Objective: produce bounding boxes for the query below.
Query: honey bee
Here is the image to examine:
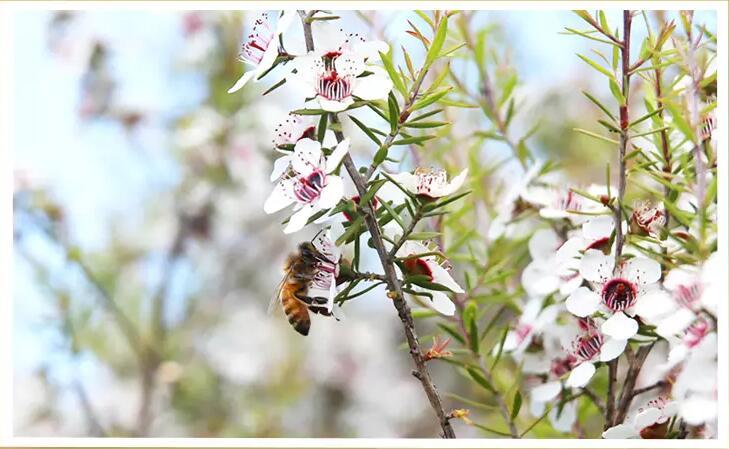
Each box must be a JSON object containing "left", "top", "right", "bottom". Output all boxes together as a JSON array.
[{"left": 271, "top": 230, "right": 339, "bottom": 336}]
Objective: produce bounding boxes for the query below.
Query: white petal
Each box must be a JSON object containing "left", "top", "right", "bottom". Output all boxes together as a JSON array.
[
  {"left": 317, "top": 176, "right": 344, "bottom": 209},
  {"left": 529, "top": 228, "right": 561, "bottom": 261},
  {"left": 555, "top": 237, "right": 584, "bottom": 265},
  {"left": 429, "top": 291, "right": 456, "bottom": 316},
  {"left": 601, "top": 312, "right": 638, "bottom": 340},
  {"left": 270, "top": 155, "right": 291, "bottom": 181},
  {"left": 549, "top": 400, "right": 576, "bottom": 433},
  {"left": 292, "top": 138, "right": 323, "bottom": 174},
  {"left": 634, "top": 407, "right": 661, "bottom": 429},
  {"left": 565, "top": 287, "right": 601, "bottom": 317},
  {"left": 656, "top": 308, "right": 696, "bottom": 338},
  {"left": 530, "top": 381, "right": 561, "bottom": 402},
  {"left": 326, "top": 138, "right": 350, "bottom": 173},
  {"left": 326, "top": 273, "right": 337, "bottom": 312},
  {"left": 602, "top": 423, "right": 638, "bottom": 439},
  {"left": 227, "top": 70, "right": 256, "bottom": 93},
  {"left": 566, "top": 362, "right": 595, "bottom": 388},
  {"left": 502, "top": 331, "right": 519, "bottom": 352},
  {"left": 388, "top": 172, "right": 419, "bottom": 194},
  {"left": 625, "top": 257, "right": 662, "bottom": 286},
  {"left": 284, "top": 205, "right": 314, "bottom": 234},
  {"left": 438, "top": 168, "right": 468, "bottom": 197},
  {"left": 633, "top": 288, "right": 675, "bottom": 321},
  {"left": 680, "top": 396, "right": 717, "bottom": 425},
  {"left": 319, "top": 97, "right": 351, "bottom": 112},
  {"left": 521, "top": 261, "right": 560, "bottom": 297},
  {"left": 353, "top": 40, "right": 389, "bottom": 59},
  {"left": 599, "top": 338, "right": 627, "bottom": 361},
  {"left": 263, "top": 181, "right": 294, "bottom": 214},
  {"left": 275, "top": 10, "right": 296, "bottom": 34},
  {"left": 255, "top": 43, "right": 279, "bottom": 77},
  {"left": 535, "top": 304, "right": 559, "bottom": 329},
  {"left": 580, "top": 249, "right": 614, "bottom": 282},
  {"left": 428, "top": 261, "right": 464, "bottom": 293},
  {"left": 352, "top": 67, "right": 393, "bottom": 101},
  {"left": 582, "top": 215, "right": 614, "bottom": 240}
]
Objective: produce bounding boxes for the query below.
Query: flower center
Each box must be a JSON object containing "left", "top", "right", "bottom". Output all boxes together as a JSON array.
[
  {"left": 316, "top": 70, "right": 352, "bottom": 102},
  {"left": 514, "top": 322, "right": 534, "bottom": 343},
  {"left": 293, "top": 169, "right": 327, "bottom": 203},
  {"left": 585, "top": 236, "right": 610, "bottom": 253},
  {"left": 684, "top": 318, "right": 709, "bottom": 348},
  {"left": 601, "top": 278, "right": 638, "bottom": 312},
  {"left": 240, "top": 16, "right": 273, "bottom": 65},
  {"left": 575, "top": 333, "right": 604, "bottom": 361},
  {"left": 557, "top": 190, "right": 582, "bottom": 212},
  {"left": 414, "top": 167, "right": 447, "bottom": 197},
  {"left": 403, "top": 258, "right": 433, "bottom": 281},
  {"left": 550, "top": 354, "right": 577, "bottom": 377},
  {"left": 674, "top": 283, "right": 702, "bottom": 310}
]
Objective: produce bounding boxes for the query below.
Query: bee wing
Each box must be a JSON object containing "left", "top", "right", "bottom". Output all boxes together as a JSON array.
[{"left": 268, "top": 272, "right": 289, "bottom": 316}]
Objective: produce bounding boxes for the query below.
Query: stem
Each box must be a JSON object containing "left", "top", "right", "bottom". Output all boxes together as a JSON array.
[
  {"left": 300, "top": 12, "right": 456, "bottom": 438},
  {"left": 614, "top": 343, "right": 655, "bottom": 424},
  {"left": 605, "top": 358, "right": 618, "bottom": 428},
  {"left": 477, "top": 359, "right": 519, "bottom": 438}
]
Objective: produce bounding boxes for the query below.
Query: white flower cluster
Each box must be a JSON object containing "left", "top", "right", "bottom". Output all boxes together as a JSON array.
[
  {"left": 228, "top": 11, "right": 468, "bottom": 319},
  {"left": 501, "top": 178, "right": 718, "bottom": 437}
]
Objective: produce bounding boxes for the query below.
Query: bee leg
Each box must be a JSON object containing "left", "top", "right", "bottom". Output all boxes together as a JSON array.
[
  {"left": 308, "top": 305, "right": 332, "bottom": 316},
  {"left": 294, "top": 293, "right": 328, "bottom": 306}
]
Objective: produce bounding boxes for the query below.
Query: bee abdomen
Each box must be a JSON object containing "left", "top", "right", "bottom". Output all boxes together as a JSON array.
[{"left": 281, "top": 289, "right": 310, "bottom": 336}]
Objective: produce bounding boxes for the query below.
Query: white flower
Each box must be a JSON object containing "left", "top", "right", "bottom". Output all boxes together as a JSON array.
[
  {"left": 565, "top": 250, "right": 662, "bottom": 342},
  {"left": 289, "top": 49, "right": 393, "bottom": 112},
  {"left": 672, "top": 332, "right": 718, "bottom": 426},
  {"left": 521, "top": 228, "right": 580, "bottom": 297},
  {"left": 307, "top": 226, "right": 343, "bottom": 312},
  {"left": 630, "top": 200, "right": 666, "bottom": 237},
  {"left": 228, "top": 11, "right": 295, "bottom": 93},
  {"left": 273, "top": 113, "right": 318, "bottom": 148},
  {"left": 264, "top": 138, "right": 349, "bottom": 234},
  {"left": 503, "top": 298, "right": 559, "bottom": 354},
  {"left": 564, "top": 318, "right": 627, "bottom": 388},
  {"left": 389, "top": 168, "right": 468, "bottom": 199},
  {"left": 602, "top": 397, "right": 678, "bottom": 439},
  {"left": 395, "top": 240, "right": 464, "bottom": 316},
  {"left": 522, "top": 184, "right": 609, "bottom": 222}
]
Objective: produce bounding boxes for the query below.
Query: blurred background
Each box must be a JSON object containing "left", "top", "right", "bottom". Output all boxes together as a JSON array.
[{"left": 11, "top": 9, "right": 716, "bottom": 438}]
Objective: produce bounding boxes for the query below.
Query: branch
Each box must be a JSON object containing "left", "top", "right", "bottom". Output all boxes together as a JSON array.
[
  {"left": 614, "top": 342, "right": 655, "bottom": 424},
  {"left": 299, "top": 12, "right": 456, "bottom": 438}
]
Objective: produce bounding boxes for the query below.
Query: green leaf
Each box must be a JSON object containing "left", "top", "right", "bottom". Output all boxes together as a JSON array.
[
  {"left": 358, "top": 179, "right": 387, "bottom": 208},
  {"left": 412, "top": 87, "right": 453, "bottom": 110},
  {"left": 403, "top": 121, "right": 450, "bottom": 129},
  {"left": 387, "top": 92, "right": 400, "bottom": 133},
  {"left": 348, "top": 114, "right": 382, "bottom": 145},
  {"left": 582, "top": 91, "right": 616, "bottom": 121},
  {"left": 599, "top": 11, "right": 610, "bottom": 34},
  {"left": 378, "top": 197, "right": 406, "bottom": 229},
  {"left": 392, "top": 135, "right": 436, "bottom": 146},
  {"left": 262, "top": 77, "right": 286, "bottom": 96},
  {"left": 317, "top": 113, "right": 328, "bottom": 142},
  {"left": 609, "top": 77, "right": 626, "bottom": 106},
  {"left": 490, "top": 326, "right": 509, "bottom": 370},
  {"left": 407, "top": 231, "right": 442, "bottom": 240},
  {"left": 380, "top": 51, "right": 407, "bottom": 97},
  {"left": 437, "top": 323, "right": 465, "bottom": 345},
  {"left": 290, "top": 108, "right": 326, "bottom": 115},
  {"left": 466, "top": 367, "right": 496, "bottom": 393},
  {"left": 424, "top": 16, "right": 448, "bottom": 67},
  {"left": 408, "top": 277, "right": 454, "bottom": 292},
  {"left": 511, "top": 390, "right": 522, "bottom": 420},
  {"left": 335, "top": 217, "right": 364, "bottom": 246},
  {"left": 464, "top": 301, "right": 479, "bottom": 354},
  {"left": 574, "top": 128, "right": 619, "bottom": 145},
  {"left": 666, "top": 102, "right": 696, "bottom": 142},
  {"left": 577, "top": 53, "right": 615, "bottom": 79}
]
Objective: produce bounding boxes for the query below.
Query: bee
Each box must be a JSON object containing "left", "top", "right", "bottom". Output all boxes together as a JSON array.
[{"left": 271, "top": 231, "right": 339, "bottom": 336}]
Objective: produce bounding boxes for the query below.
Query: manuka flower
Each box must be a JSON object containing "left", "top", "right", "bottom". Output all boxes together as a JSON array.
[
  {"left": 289, "top": 50, "right": 393, "bottom": 112},
  {"left": 522, "top": 184, "right": 610, "bottom": 221},
  {"left": 565, "top": 250, "right": 662, "bottom": 341},
  {"left": 602, "top": 397, "right": 678, "bottom": 439},
  {"left": 502, "top": 297, "right": 559, "bottom": 354},
  {"left": 565, "top": 318, "right": 628, "bottom": 388},
  {"left": 228, "top": 11, "right": 295, "bottom": 93},
  {"left": 389, "top": 167, "right": 468, "bottom": 199},
  {"left": 264, "top": 138, "right": 349, "bottom": 234},
  {"left": 394, "top": 239, "right": 464, "bottom": 316}
]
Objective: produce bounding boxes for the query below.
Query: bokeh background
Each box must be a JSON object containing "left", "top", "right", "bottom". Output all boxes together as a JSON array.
[{"left": 12, "top": 9, "right": 716, "bottom": 438}]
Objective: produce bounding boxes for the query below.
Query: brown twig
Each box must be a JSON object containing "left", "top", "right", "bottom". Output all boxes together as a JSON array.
[
  {"left": 299, "top": 12, "right": 456, "bottom": 438},
  {"left": 614, "top": 342, "right": 655, "bottom": 424}
]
